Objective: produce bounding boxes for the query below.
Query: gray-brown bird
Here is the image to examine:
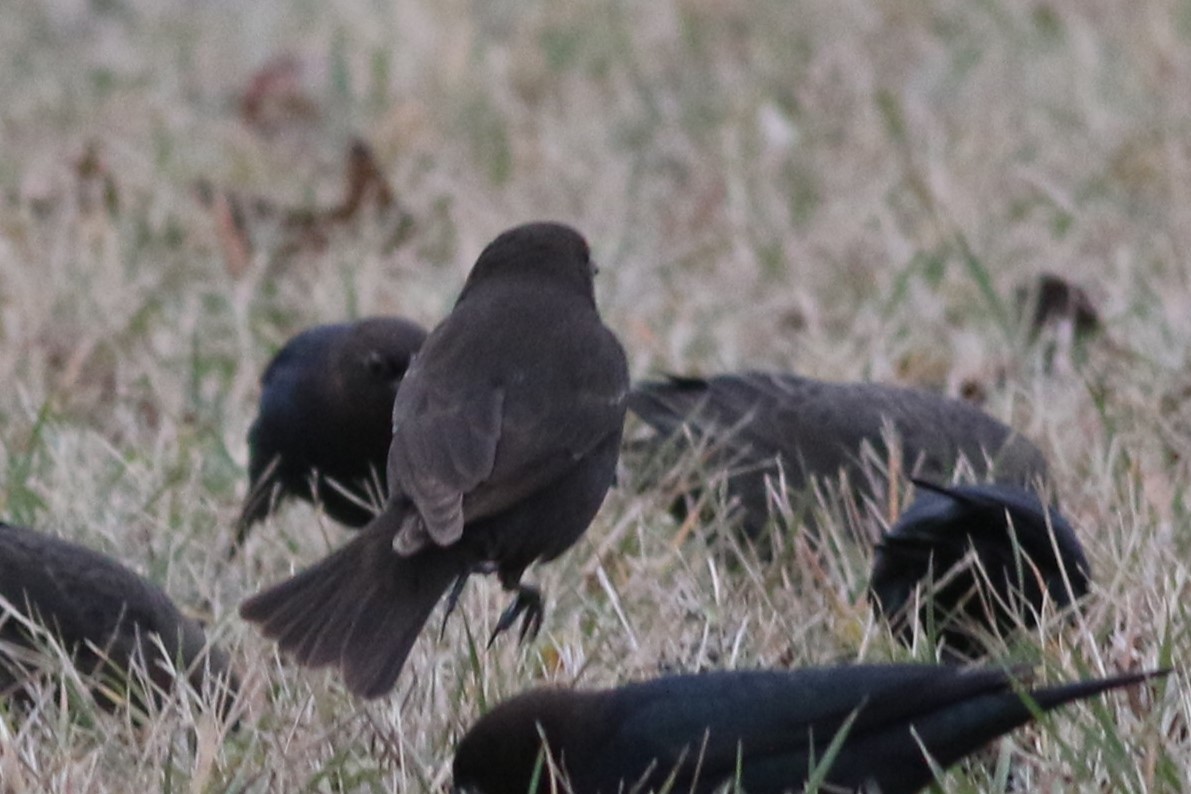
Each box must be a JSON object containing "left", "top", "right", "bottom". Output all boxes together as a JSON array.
[
  {"left": 627, "top": 372, "right": 1048, "bottom": 541},
  {"left": 869, "top": 480, "right": 1091, "bottom": 660},
  {"left": 236, "top": 317, "right": 427, "bottom": 548},
  {"left": 0, "top": 522, "right": 239, "bottom": 719},
  {"left": 453, "top": 664, "right": 1162, "bottom": 794},
  {"left": 240, "top": 222, "right": 630, "bottom": 698}
]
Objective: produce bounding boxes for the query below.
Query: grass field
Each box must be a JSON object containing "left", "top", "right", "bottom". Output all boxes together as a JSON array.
[{"left": 0, "top": 0, "right": 1188, "bottom": 790}]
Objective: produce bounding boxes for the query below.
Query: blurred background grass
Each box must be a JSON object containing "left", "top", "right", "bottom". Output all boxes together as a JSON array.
[{"left": 0, "top": 0, "right": 1188, "bottom": 790}]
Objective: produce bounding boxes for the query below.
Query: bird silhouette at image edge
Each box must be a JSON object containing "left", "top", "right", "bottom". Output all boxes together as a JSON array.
[{"left": 0, "top": 522, "right": 239, "bottom": 719}]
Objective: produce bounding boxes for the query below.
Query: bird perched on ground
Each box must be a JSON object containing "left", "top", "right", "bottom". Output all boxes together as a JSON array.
[
  {"left": 0, "top": 522, "right": 239, "bottom": 719},
  {"left": 1014, "top": 272, "right": 1100, "bottom": 342},
  {"left": 235, "top": 317, "right": 427, "bottom": 549},
  {"left": 241, "top": 222, "right": 630, "bottom": 698},
  {"left": 627, "top": 372, "right": 1049, "bottom": 541},
  {"left": 869, "top": 480, "right": 1091, "bottom": 660},
  {"left": 452, "top": 663, "right": 1161, "bottom": 794}
]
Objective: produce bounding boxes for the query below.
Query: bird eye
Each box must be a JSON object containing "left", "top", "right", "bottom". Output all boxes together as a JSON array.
[{"left": 364, "top": 351, "right": 395, "bottom": 380}]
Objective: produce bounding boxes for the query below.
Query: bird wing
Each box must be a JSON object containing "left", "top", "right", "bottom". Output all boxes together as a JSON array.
[
  {"left": 907, "top": 479, "right": 1089, "bottom": 579},
  {"left": 388, "top": 312, "right": 628, "bottom": 551},
  {"left": 593, "top": 666, "right": 1024, "bottom": 792},
  {"left": 386, "top": 382, "right": 506, "bottom": 548},
  {"left": 632, "top": 371, "right": 1048, "bottom": 489},
  {"left": 629, "top": 374, "right": 770, "bottom": 445},
  {"left": 463, "top": 379, "right": 627, "bottom": 519},
  {"left": 629, "top": 372, "right": 868, "bottom": 471},
  {"left": 627, "top": 374, "right": 779, "bottom": 483}
]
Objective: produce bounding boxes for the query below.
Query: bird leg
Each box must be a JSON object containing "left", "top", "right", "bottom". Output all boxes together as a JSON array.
[
  {"left": 439, "top": 562, "right": 500, "bottom": 638},
  {"left": 488, "top": 584, "right": 543, "bottom": 647},
  {"left": 439, "top": 573, "right": 471, "bottom": 639}
]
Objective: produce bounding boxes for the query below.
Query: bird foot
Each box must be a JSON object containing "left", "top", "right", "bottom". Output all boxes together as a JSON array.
[
  {"left": 439, "top": 573, "right": 471, "bottom": 640},
  {"left": 488, "top": 585, "right": 544, "bottom": 647},
  {"left": 439, "top": 563, "right": 499, "bottom": 639}
]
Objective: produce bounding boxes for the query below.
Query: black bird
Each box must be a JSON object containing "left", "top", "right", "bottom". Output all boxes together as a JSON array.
[
  {"left": 1014, "top": 272, "right": 1100, "bottom": 341},
  {"left": 627, "top": 372, "right": 1049, "bottom": 540},
  {"left": 0, "top": 522, "right": 239, "bottom": 718},
  {"left": 869, "top": 480, "right": 1091, "bottom": 659},
  {"left": 236, "top": 316, "right": 427, "bottom": 546},
  {"left": 240, "top": 222, "right": 630, "bottom": 698},
  {"left": 453, "top": 664, "right": 1161, "bottom": 794}
]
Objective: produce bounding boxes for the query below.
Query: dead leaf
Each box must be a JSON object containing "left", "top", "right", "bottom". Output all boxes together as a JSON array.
[
  {"left": 239, "top": 55, "right": 320, "bottom": 135},
  {"left": 75, "top": 140, "right": 119, "bottom": 216},
  {"left": 194, "top": 138, "right": 414, "bottom": 277},
  {"left": 193, "top": 180, "right": 254, "bottom": 278}
]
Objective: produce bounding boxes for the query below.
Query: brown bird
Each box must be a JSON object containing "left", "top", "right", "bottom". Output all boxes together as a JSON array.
[
  {"left": 235, "top": 317, "right": 427, "bottom": 548},
  {"left": 0, "top": 522, "right": 239, "bottom": 719},
  {"left": 453, "top": 664, "right": 1163, "bottom": 794},
  {"left": 240, "top": 222, "right": 630, "bottom": 698},
  {"left": 627, "top": 372, "right": 1048, "bottom": 541}
]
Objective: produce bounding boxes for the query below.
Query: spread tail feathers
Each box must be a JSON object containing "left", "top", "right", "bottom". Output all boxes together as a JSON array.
[{"left": 240, "top": 512, "right": 465, "bottom": 698}]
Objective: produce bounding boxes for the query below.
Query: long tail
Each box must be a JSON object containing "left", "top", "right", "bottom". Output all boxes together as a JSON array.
[
  {"left": 921, "top": 668, "right": 1168, "bottom": 773},
  {"left": 239, "top": 510, "right": 465, "bottom": 698},
  {"left": 626, "top": 377, "right": 710, "bottom": 437}
]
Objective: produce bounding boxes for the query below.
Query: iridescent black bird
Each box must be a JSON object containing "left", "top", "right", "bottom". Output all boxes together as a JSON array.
[
  {"left": 241, "top": 222, "right": 630, "bottom": 698},
  {"left": 235, "top": 317, "right": 427, "bottom": 548},
  {"left": 627, "top": 372, "right": 1049, "bottom": 540},
  {"left": 0, "top": 522, "right": 239, "bottom": 718},
  {"left": 453, "top": 664, "right": 1161, "bottom": 794},
  {"left": 869, "top": 480, "right": 1091, "bottom": 659}
]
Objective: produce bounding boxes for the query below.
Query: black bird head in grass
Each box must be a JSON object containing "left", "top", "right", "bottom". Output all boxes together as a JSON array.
[{"left": 869, "top": 479, "right": 1091, "bottom": 660}]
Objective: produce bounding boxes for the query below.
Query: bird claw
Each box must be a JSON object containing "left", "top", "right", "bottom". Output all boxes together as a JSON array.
[
  {"left": 439, "top": 573, "right": 471, "bottom": 640},
  {"left": 488, "top": 586, "right": 544, "bottom": 648}
]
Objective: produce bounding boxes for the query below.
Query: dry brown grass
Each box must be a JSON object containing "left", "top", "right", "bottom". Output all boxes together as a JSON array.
[{"left": 0, "top": 0, "right": 1187, "bottom": 790}]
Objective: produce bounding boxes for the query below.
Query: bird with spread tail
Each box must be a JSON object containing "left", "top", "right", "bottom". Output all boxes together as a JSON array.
[
  {"left": 453, "top": 664, "right": 1163, "bottom": 794},
  {"left": 241, "top": 222, "right": 630, "bottom": 698}
]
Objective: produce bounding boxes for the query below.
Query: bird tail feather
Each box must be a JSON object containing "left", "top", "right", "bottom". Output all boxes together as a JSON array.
[
  {"left": 922, "top": 668, "right": 1168, "bottom": 773},
  {"left": 240, "top": 509, "right": 464, "bottom": 698},
  {"left": 1030, "top": 668, "right": 1166, "bottom": 712}
]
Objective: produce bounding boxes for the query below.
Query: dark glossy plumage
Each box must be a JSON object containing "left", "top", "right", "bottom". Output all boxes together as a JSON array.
[
  {"left": 236, "top": 317, "right": 427, "bottom": 545},
  {"left": 627, "top": 372, "right": 1049, "bottom": 539},
  {"left": 0, "top": 522, "right": 238, "bottom": 717},
  {"left": 240, "top": 222, "right": 630, "bottom": 698},
  {"left": 869, "top": 480, "right": 1091, "bottom": 659},
  {"left": 453, "top": 664, "right": 1160, "bottom": 794}
]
